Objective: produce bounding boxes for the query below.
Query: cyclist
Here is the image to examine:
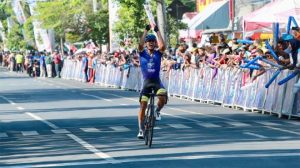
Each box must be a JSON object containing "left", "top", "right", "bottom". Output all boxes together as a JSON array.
[{"left": 137, "top": 24, "right": 167, "bottom": 139}]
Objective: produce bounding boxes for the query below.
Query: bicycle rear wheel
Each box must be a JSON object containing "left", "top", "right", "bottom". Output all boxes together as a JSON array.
[
  {"left": 144, "top": 106, "right": 151, "bottom": 145},
  {"left": 147, "top": 112, "right": 155, "bottom": 148}
]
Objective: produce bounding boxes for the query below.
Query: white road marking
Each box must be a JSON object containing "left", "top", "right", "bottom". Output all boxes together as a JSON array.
[
  {"left": 257, "top": 121, "right": 281, "bottom": 126},
  {"left": 0, "top": 133, "right": 8, "bottom": 138},
  {"left": 5, "top": 151, "right": 300, "bottom": 168},
  {"left": 81, "top": 93, "right": 112, "bottom": 102},
  {"left": 26, "top": 112, "right": 59, "bottom": 129},
  {"left": 17, "top": 107, "right": 24, "bottom": 110},
  {"left": 0, "top": 86, "right": 116, "bottom": 162},
  {"left": 197, "top": 122, "right": 221, "bottom": 128},
  {"left": 42, "top": 80, "right": 240, "bottom": 124},
  {"left": 154, "top": 126, "right": 162, "bottom": 130},
  {"left": 52, "top": 129, "right": 70, "bottom": 134},
  {"left": 0, "top": 96, "right": 16, "bottom": 105},
  {"left": 67, "top": 134, "right": 116, "bottom": 162},
  {"left": 162, "top": 112, "right": 200, "bottom": 122},
  {"left": 265, "top": 126, "right": 300, "bottom": 136},
  {"left": 21, "top": 131, "right": 39, "bottom": 136},
  {"left": 276, "top": 136, "right": 294, "bottom": 140},
  {"left": 29, "top": 79, "right": 300, "bottom": 145},
  {"left": 168, "top": 107, "right": 236, "bottom": 122},
  {"left": 101, "top": 92, "right": 138, "bottom": 102},
  {"left": 80, "top": 127, "right": 101, "bottom": 133},
  {"left": 110, "top": 126, "right": 130, "bottom": 132},
  {"left": 243, "top": 132, "right": 267, "bottom": 139},
  {"left": 168, "top": 124, "right": 191, "bottom": 129},
  {"left": 287, "top": 121, "right": 300, "bottom": 126},
  {"left": 227, "top": 122, "right": 251, "bottom": 127}
]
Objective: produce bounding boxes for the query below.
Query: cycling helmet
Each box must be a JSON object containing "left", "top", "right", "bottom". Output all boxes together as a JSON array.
[{"left": 145, "top": 34, "right": 157, "bottom": 42}]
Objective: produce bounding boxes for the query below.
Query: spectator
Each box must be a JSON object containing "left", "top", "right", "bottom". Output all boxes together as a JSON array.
[
  {"left": 39, "top": 52, "right": 47, "bottom": 77},
  {"left": 53, "top": 50, "right": 62, "bottom": 78},
  {"left": 81, "top": 53, "right": 88, "bottom": 82},
  {"left": 45, "top": 52, "right": 53, "bottom": 77},
  {"left": 15, "top": 52, "right": 24, "bottom": 73}
]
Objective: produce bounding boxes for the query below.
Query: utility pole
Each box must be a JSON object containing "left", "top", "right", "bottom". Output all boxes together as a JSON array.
[{"left": 156, "top": 0, "right": 168, "bottom": 47}]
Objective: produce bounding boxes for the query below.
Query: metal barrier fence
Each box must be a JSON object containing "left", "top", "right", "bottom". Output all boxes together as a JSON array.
[{"left": 61, "top": 60, "right": 300, "bottom": 119}]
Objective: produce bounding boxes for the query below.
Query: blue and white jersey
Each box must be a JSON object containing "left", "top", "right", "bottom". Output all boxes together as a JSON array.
[{"left": 139, "top": 49, "right": 162, "bottom": 80}]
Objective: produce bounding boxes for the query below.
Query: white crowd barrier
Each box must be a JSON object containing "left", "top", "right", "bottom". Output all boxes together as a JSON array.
[{"left": 61, "top": 60, "right": 300, "bottom": 119}]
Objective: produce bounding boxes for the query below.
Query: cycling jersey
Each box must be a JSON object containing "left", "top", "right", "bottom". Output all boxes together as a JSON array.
[{"left": 139, "top": 49, "right": 162, "bottom": 80}]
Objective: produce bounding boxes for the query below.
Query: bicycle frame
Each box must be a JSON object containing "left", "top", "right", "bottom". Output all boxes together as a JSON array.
[{"left": 144, "top": 88, "right": 156, "bottom": 148}]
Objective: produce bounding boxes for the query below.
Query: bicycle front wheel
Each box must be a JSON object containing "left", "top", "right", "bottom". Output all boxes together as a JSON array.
[{"left": 147, "top": 113, "right": 155, "bottom": 148}]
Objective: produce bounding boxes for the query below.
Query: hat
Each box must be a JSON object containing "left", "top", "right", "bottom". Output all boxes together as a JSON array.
[
  {"left": 232, "top": 44, "right": 239, "bottom": 51},
  {"left": 222, "top": 48, "right": 231, "bottom": 55}
]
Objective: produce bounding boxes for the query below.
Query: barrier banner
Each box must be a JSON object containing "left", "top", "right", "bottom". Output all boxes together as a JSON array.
[
  {"left": 233, "top": 70, "right": 245, "bottom": 108},
  {"left": 264, "top": 69, "right": 277, "bottom": 112},
  {"left": 252, "top": 73, "right": 268, "bottom": 110},
  {"left": 61, "top": 60, "right": 300, "bottom": 118},
  {"left": 187, "top": 68, "right": 195, "bottom": 98},
  {"left": 273, "top": 70, "right": 288, "bottom": 114},
  {"left": 181, "top": 68, "right": 191, "bottom": 97},
  {"left": 282, "top": 71, "right": 299, "bottom": 115},
  {"left": 223, "top": 68, "right": 238, "bottom": 106},
  {"left": 293, "top": 89, "right": 300, "bottom": 116},
  {"left": 201, "top": 67, "right": 212, "bottom": 101},
  {"left": 214, "top": 68, "right": 226, "bottom": 103},
  {"left": 193, "top": 67, "right": 204, "bottom": 100},
  {"left": 121, "top": 68, "right": 129, "bottom": 89},
  {"left": 170, "top": 70, "right": 182, "bottom": 96},
  {"left": 160, "top": 70, "right": 169, "bottom": 89},
  {"left": 208, "top": 72, "right": 218, "bottom": 101}
]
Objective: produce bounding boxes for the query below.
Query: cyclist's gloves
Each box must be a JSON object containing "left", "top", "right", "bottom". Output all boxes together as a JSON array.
[
  {"left": 154, "top": 25, "right": 159, "bottom": 32},
  {"left": 145, "top": 25, "right": 151, "bottom": 31}
]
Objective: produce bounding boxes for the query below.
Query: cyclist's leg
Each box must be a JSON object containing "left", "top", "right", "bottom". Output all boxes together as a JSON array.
[
  {"left": 157, "top": 88, "right": 167, "bottom": 110},
  {"left": 156, "top": 81, "right": 168, "bottom": 111},
  {"left": 138, "top": 95, "right": 148, "bottom": 131}
]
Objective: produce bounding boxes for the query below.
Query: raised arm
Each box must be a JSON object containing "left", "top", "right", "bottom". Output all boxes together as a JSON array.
[
  {"left": 154, "top": 25, "right": 166, "bottom": 53},
  {"left": 138, "top": 25, "right": 151, "bottom": 52}
]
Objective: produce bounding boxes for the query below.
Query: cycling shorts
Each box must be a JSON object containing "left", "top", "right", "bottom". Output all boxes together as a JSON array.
[{"left": 139, "top": 78, "right": 167, "bottom": 103}]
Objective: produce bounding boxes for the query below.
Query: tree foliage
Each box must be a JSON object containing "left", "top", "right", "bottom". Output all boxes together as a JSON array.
[
  {"left": 114, "top": 0, "right": 148, "bottom": 45},
  {"left": 6, "top": 24, "right": 26, "bottom": 50},
  {"left": 35, "top": 0, "right": 87, "bottom": 38},
  {"left": 114, "top": 0, "right": 189, "bottom": 47},
  {"left": 0, "top": 1, "right": 30, "bottom": 50},
  {"left": 35, "top": 0, "right": 109, "bottom": 45},
  {"left": 85, "top": 9, "right": 109, "bottom": 45}
]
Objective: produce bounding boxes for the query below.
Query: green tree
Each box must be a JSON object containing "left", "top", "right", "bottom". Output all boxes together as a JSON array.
[
  {"left": 35, "top": 0, "right": 88, "bottom": 52},
  {"left": 6, "top": 24, "right": 26, "bottom": 50},
  {"left": 23, "top": 17, "right": 36, "bottom": 48},
  {"left": 84, "top": 9, "right": 109, "bottom": 46},
  {"left": 114, "top": 0, "right": 148, "bottom": 45},
  {"left": 0, "top": 1, "right": 31, "bottom": 50},
  {"left": 35, "top": 0, "right": 109, "bottom": 50}
]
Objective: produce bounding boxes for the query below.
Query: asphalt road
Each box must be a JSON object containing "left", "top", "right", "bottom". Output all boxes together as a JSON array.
[{"left": 1, "top": 67, "right": 300, "bottom": 168}]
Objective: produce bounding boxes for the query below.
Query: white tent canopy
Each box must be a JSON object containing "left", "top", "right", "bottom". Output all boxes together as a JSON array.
[{"left": 244, "top": 0, "right": 300, "bottom": 24}]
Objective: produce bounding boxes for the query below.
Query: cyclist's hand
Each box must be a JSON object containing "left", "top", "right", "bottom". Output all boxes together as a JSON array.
[
  {"left": 145, "top": 25, "right": 151, "bottom": 31},
  {"left": 154, "top": 25, "right": 159, "bottom": 32}
]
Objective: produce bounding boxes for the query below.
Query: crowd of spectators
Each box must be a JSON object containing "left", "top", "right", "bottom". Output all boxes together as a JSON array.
[
  {"left": 1, "top": 29, "right": 299, "bottom": 86},
  {"left": 0, "top": 50, "right": 64, "bottom": 78}
]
